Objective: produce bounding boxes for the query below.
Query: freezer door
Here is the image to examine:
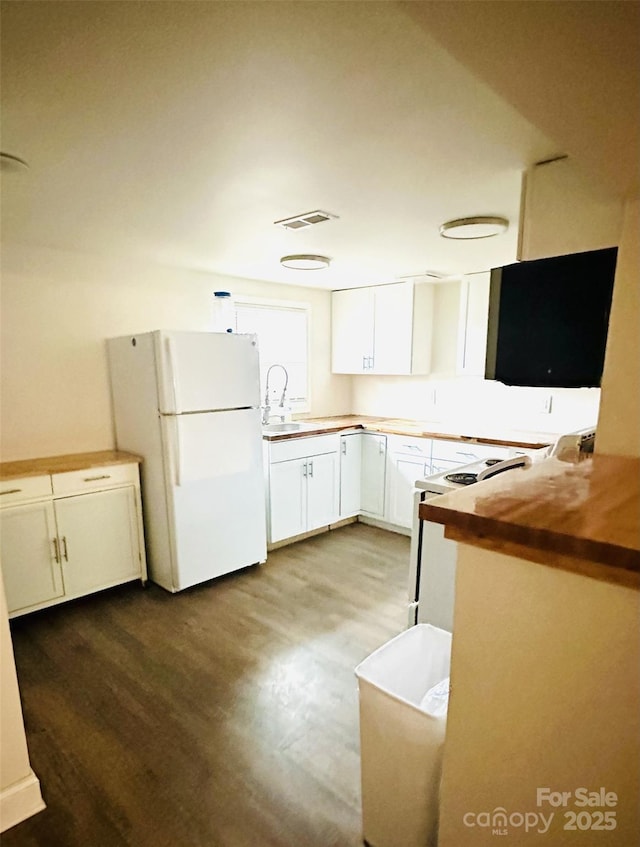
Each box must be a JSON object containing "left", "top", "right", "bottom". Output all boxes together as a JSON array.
[
  {"left": 160, "top": 408, "right": 267, "bottom": 590},
  {"left": 155, "top": 330, "right": 260, "bottom": 413}
]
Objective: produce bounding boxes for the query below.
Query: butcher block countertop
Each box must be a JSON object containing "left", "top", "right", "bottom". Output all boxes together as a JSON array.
[
  {"left": 420, "top": 453, "right": 640, "bottom": 589},
  {"left": 267, "top": 415, "right": 558, "bottom": 450},
  {"left": 0, "top": 450, "right": 142, "bottom": 480}
]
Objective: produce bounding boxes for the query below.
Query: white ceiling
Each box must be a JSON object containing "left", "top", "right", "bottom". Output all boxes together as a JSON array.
[{"left": 0, "top": 1, "right": 636, "bottom": 290}]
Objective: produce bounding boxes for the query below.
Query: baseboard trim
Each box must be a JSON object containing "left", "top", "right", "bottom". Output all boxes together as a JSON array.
[
  {"left": 357, "top": 515, "right": 411, "bottom": 537},
  {"left": 267, "top": 516, "right": 358, "bottom": 551},
  {"left": 266, "top": 515, "right": 410, "bottom": 551},
  {"left": 0, "top": 770, "right": 46, "bottom": 833}
]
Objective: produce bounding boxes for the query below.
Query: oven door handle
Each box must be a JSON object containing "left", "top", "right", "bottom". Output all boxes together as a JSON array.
[{"left": 476, "top": 455, "right": 531, "bottom": 482}]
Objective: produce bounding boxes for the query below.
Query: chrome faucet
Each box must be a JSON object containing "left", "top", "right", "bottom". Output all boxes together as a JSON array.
[{"left": 262, "top": 363, "right": 289, "bottom": 424}]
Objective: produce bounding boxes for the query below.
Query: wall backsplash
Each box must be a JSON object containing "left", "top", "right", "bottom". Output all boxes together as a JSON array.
[{"left": 352, "top": 374, "right": 600, "bottom": 434}]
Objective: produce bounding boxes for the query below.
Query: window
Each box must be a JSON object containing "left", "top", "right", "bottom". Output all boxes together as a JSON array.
[{"left": 234, "top": 297, "right": 310, "bottom": 412}]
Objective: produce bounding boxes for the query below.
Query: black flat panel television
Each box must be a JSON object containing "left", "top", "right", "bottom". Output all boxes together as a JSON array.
[{"left": 485, "top": 247, "right": 617, "bottom": 388}]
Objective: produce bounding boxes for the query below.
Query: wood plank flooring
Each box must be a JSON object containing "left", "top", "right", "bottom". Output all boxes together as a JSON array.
[{"left": 4, "top": 523, "right": 410, "bottom": 847}]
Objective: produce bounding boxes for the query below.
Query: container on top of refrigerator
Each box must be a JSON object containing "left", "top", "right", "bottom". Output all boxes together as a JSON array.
[{"left": 212, "top": 291, "right": 235, "bottom": 333}]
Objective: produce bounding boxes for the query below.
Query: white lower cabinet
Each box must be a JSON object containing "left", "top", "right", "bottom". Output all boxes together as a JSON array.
[
  {"left": 0, "top": 501, "right": 64, "bottom": 612},
  {"left": 339, "top": 433, "right": 362, "bottom": 518},
  {"left": 267, "top": 435, "right": 340, "bottom": 544},
  {"left": 386, "top": 435, "right": 431, "bottom": 529},
  {"left": 360, "top": 433, "right": 387, "bottom": 518},
  {"left": 0, "top": 458, "right": 147, "bottom": 617},
  {"left": 387, "top": 455, "right": 428, "bottom": 528},
  {"left": 267, "top": 429, "right": 537, "bottom": 544},
  {"left": 54, "top": 487, "right": 142, "bottom": 599},
  {"left": 267, "top": 458, "right": 307, "bottom": 543}
]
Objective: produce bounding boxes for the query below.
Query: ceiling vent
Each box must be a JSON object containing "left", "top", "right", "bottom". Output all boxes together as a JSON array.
[{"left": 274, "top": 210, "right": 338, "bottom": 230}]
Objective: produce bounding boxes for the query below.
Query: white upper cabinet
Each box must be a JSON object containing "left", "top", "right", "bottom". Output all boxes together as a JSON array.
[
  {"left": 331, "top": 287, "right": 375, "bottom": 373},
  {"left": 456, "top": 272, "right": 491, "bottom": 377},
  {"left": 331, "top": 281, "right": 434, "bottom": 375},
  {"left": 518, "top": 158, "right": 623, "bottom": 262}
]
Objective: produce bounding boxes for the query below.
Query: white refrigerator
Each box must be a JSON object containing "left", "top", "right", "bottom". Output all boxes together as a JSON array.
[{"left": 107, "top": 330, "right": 267, "bottom": 592}]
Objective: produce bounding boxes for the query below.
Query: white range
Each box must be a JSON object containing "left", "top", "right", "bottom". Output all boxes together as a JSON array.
[
  {"left": 408, "top": 427, "right": 596, "bottom": 631},
  {"left": 408, "top": 453, "right": 544, "bottom": 631}
]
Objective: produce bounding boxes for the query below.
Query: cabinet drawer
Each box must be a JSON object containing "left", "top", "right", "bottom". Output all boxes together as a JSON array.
[
  {"left": 269, "top": 434, "right": 339, "bottom": 464},
  {"left": 388, "top": 434, "right": 431, "bottom": 458},
  {"left": 52, "top": 463, "right": 139, "bottom": 496},
  {"left": 0, "top": 475, "right": 52, "bottom": 506},
  {"left": 431, "top": 439, "right": 509, "bottom": 464}
]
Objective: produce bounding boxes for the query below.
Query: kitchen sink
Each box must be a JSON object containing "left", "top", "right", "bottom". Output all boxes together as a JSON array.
[
  {"left": 262, "top": 421, "right": 320, "bottom": 436},
  {"left": 263, "top": 422, "right": 302, "bottom": 433}
]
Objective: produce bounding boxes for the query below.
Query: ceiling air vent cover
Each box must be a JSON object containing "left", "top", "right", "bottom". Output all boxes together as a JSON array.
[{"left": 274, "top": 210, "right": 338, "bottom": 230}]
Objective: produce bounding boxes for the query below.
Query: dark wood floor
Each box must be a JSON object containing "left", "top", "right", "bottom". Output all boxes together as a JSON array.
[{"left": 4, "top": 523, "right": 410, "bottom": 847}]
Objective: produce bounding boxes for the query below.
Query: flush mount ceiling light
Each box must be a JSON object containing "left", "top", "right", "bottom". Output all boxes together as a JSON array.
[
  {"left": 439, "top": 216, "right": 509, "bottom": 240},
  {"left": 280, "top": 254, "right": 331, "bottom": 270}
]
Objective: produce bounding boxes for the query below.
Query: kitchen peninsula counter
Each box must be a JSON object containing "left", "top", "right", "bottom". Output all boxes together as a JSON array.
[
  {"left": 266, "top": 415, "right": 559, "bottom": 450},
  {"left": 420, "top": 453, "right": 640, "bottom": 589}
]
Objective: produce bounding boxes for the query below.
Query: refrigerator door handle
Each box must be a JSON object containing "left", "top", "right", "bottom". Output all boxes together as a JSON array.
[
  {"left": 175, "top": 419, "right": 182, "bottom": 486},
  {"left": 166, "top": 335, "right": 181, "bottom": 414},
  {"left": 165, "top": 416, "right": 183, "bottom": 487}
]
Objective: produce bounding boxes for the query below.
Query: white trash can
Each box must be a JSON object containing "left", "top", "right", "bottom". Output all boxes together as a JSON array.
[{"left": 355, "top": 624, "right": 452, "bottom": 847}]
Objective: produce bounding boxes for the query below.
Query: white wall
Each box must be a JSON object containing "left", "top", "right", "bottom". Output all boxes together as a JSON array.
[
  {"left": 438, "top": 545, "right": 640, "bottom": 846},
  {"left": 437, "top": 197, "right": 640, "bottom": 845},
  {"left": 351, "top": 276, "right": 601, "bottom": 435},
  {"left": 352, "top": 375, "right": 600, "bottom": 437},
  {"left": 0, "top": 579, "right": 45, "bottom": 831},
  {"left": 0, "top": 243, "right": 352, "bottom": 461},
  {"left": 596, "top": 197, "right": 640, "bottom": 457}
]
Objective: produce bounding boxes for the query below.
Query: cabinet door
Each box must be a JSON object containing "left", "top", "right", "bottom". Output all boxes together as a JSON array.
[
  {"left": 457, "top": 273, "right": 491, "bottom": 376},
  {"left": 372, "top": 282, "right": 413, "bottom": 374},
  {"left": 388, "top": 456, "right": 428, "bottom": 529},
  {"left": 0, "top": 502, "right": 64, "bottom": 614},
  {"left": 306, "top": 452, "right": 338, "bottom": 532},
  {"left": 54, "top": 487, "right": 141, "bottom": 598},
  {"left": 361, "top": 434, "right": 386, "bottom": 517},
  {"left": 339, "top": 433, "right": 362, "bottom": 518},
  {"left": 269, "top": 458, "right": 306, "bottom": 543},
  {"left": 331, "top": 288, "right": 374, "bottom": 373},
  {"left": 518, "top": 158, "right": 622, "bottom": 262}
]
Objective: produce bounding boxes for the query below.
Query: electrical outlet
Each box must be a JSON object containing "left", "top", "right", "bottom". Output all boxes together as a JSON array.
[{"left": 540, "top": 394, "right": 553, "bottom": 414}]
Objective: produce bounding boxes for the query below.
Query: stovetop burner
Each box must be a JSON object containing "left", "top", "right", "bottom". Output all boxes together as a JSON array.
[{"left": 444, "top": 472, "right": 478, "bottom": 486}]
